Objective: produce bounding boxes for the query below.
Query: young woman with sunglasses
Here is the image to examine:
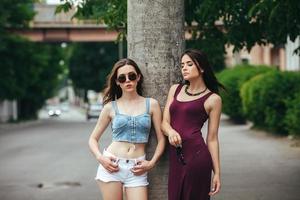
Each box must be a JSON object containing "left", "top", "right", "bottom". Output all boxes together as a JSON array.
[
  {"left": 162, "top": 49, "right": 224, "bottom": 200},
  {"left": 88, "top": 58, "right": 165, "bottom": 200}
]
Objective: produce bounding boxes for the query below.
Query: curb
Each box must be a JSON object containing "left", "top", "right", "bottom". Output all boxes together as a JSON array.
[{"left": 0, "top": 119, "right": 43, "bottom": 132}]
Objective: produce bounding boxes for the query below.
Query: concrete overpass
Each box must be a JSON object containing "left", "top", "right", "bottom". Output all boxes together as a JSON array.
[{"left": 10, "top": 3, "right": 118, "bottom": 42}]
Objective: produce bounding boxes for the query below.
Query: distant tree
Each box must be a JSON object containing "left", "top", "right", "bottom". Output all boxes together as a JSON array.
[
  {"left": 0, "top": 0, "right": 36, "bottom": 100},
  {"left": 0, "top": 0, "right": 35, "bottom": 34},
  {"left": 17, "top": 43, "right": 65, "bottom": 120},
  {"left": 186, "top": 0, "right": 300, "bottom": 54},
  {"left": 68, "top": 42, "right": 120, "bottom": 100},
  {"left": 0, "top": 37, "right": 65, "bottom": 119},
  {"left": 1, "top": 0, "right": 65, "bottom": 120}
]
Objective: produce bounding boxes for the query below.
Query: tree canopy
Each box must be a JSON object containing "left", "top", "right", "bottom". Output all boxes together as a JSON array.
[
  {"left": 56, "top": 0, "right": 127, "bottom": 39},
  {"left": 68, "top": 42, "right": 120, "bottom": 93},
  {"left": 0, "top": 0, "right": 35, "bottom": 33},
  {"left": 1, "top": 0, "right": 65, "bottom": 120},
  {"left": 186, "top": 0, "right": 300, "bottom": 54},
  {"left": 58, "top": 0, "right": 300, "bottom": 54}
]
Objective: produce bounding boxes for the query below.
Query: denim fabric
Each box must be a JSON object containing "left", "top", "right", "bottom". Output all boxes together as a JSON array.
[{"left": 111, "top": 98, "right": 151, "bottom": 143}]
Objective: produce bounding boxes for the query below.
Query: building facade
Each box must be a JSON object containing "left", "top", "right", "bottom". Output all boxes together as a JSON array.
[{"left": 225, "top": 37, "right": 300, "bottom": 71}]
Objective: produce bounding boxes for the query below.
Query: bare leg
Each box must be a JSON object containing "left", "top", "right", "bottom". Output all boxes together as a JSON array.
[
  {"left": 97, "top": 181, "right": 123, "bottom": 200},
  {"left": 125, "top": 186, "right": 147, "bottom": 200}
]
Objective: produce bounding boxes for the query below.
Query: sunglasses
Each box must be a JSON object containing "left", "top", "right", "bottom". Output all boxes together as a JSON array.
[
  {"left": 176, "top": 146, "right": 186, "bottom": 165},
  {"left": 117, "top": 72, "right": 138, "bottom": 83}
]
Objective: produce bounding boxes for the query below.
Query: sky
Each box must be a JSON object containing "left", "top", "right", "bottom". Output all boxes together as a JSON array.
[
  {"left": 46, "top": 0, "right": 82, "bottom": 5},
  {"left": 46, "top": 0, "right": 62, "bottom": 4}
]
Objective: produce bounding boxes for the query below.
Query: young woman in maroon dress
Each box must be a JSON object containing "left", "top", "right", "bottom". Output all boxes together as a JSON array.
[{"left": 162, "top": 49, "right": 224, "bottom": 200}]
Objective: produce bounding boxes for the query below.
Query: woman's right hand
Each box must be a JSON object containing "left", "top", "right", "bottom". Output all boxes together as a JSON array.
[
  {"left": 168, "top": 130, "right": 182, "bottom": 147},
  {"left": 97, "top": 155, "right": 119, "bottom": 173}
]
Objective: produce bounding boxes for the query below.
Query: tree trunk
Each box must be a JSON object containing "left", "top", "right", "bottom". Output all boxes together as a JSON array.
[{"left": 128, "top": 1, "right": 184, "bottom": 199}]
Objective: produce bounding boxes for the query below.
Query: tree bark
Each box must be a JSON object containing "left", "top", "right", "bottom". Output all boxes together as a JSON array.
[{"left": 128, "top": 1, "right": 184, "bottom": 199}]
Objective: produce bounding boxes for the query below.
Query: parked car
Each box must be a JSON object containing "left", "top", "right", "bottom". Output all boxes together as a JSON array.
[
  {"left": 86, "top": 103, "right": 103, "bottom": 120},
  {"left": 47, "top": 105, "right": 62, "bottom": 117}
]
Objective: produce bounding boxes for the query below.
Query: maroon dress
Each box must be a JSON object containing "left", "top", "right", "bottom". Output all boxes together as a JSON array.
[{"left": 168, "top": 84, "right": 213, "bottom": 200}]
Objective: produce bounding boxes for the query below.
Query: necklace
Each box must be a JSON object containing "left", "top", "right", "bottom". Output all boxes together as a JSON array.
[{"left": 184, "top": 85, "right": 207, "bottom": 96}]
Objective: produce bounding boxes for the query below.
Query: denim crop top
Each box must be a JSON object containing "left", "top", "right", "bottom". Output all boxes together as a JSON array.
[{"left": 111, "top": 98, "right": 151, "bottom": 143}]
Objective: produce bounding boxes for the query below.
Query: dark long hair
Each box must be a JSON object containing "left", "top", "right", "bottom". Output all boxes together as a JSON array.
[
  {"left": 181, "top": 49, "right": 225, "bottom": 94},
  {"left": 103, "top": 58, "right": 144, "bottom": 105}
]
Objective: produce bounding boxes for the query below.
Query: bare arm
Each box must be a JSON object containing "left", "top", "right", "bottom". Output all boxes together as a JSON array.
[
  {"left": 148, "top": 98, "right": 166, "bottom": 167},
  {"left": 161, "top": 84, "right": 182, "bottom": 147},
  {"left": 88, "top": 103, "right": 118, "bottom": 172},
  {"left": 205, "top": 94, "right": 222, "bottom": 195}
]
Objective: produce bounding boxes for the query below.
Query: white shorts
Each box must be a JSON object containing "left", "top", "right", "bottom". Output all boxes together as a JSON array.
[{"left": 95, "top": 150, "right": 149, "bottom": 188}]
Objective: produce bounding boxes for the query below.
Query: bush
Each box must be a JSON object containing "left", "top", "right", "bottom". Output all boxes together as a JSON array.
[
  {"left": 284, "top": 91, "right": 300, "bottom": 136},
  {"left": 241, "top": 71, "right": 300, "bottom": 134},
  {"left": 217, "top": 65, "right": 273, "bottom": 123},
  {"left": 240, "top": 74, "right": 265, "bottom": 127}
]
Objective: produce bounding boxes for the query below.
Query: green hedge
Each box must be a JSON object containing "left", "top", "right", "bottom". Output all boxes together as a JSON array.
[
  {"left": 241, "top": 71, "right": 300, "bottom": 135},
  {"left": 284, "top": 91, "right": 300, "bottom": 136},
  {"left": 217, "top": 65, "right": 273, "bottom": 123},
  {"left": 240, "top": 74, "right": 266, "bottom": 127}
]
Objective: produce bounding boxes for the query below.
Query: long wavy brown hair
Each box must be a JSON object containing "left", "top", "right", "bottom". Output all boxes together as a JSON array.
[
  {"left": 102, "top": 58, "right": 144, "bottom": 105},
  {"left": 181, "top": 49, "right": 225, "bottom": 94}
]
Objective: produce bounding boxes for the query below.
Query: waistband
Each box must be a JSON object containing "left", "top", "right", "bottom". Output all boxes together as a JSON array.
[{"left": 103, "top": 149, "right": 146, "bottom": 164}]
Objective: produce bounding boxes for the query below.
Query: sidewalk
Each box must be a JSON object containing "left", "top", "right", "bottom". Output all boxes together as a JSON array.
[
  {"left": 214, "top": 115, "right": 300, "bottom": 200},
  {"left": 0, "top": 119, "right": 44, "bottom": 132},
  {"left": 0, "top": 105, "right": 86, "bottom": 132}
]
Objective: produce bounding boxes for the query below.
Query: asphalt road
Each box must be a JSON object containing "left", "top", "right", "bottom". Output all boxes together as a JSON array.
[
  {"left": 0, "top": 109, "right": 299, "bottom": 200},
  {"left": 0, "top": 107, "right": 108, "bottom": 200}
]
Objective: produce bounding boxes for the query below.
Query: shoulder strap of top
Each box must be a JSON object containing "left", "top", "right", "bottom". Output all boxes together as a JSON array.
[
  {"left": 201, "top": 92, "right": 214, "bottom": 103},
  {"left": 146, "top": 98, "right": 150, "bottom": 114},
  {"left": 111, "top": 101, "right": 119, "bottom": 114},
  {"left": 174, "top": 84, "right": 184, "bottom": 98}
]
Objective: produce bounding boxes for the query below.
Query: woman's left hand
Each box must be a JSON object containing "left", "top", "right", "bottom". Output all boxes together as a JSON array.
[
  {"left": 209, "top": 174, "right": 221, "bottom": 196},
  {"left": 131, "top": 160, "right": 154, "bottom": 176}
]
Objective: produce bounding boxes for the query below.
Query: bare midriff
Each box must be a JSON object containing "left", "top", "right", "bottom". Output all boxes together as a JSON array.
[{"left": 106, "top": 141, "right": 146, "bottom": 158}]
